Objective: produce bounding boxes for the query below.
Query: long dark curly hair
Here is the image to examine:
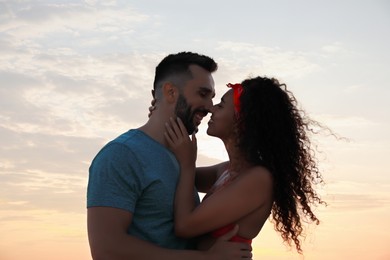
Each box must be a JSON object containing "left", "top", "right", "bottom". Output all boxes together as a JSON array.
[{"left": 237, "top": 76, "right": 326, "bottom": 253}]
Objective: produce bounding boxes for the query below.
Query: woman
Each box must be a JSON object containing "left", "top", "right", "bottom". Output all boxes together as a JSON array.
[{"left": 164, "top": 76, "right": 326, "bottom": 254}]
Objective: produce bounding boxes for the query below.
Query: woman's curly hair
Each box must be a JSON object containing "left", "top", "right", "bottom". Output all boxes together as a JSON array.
[{"left": 237, "top": 76, "right": 326, "bottom": 253}]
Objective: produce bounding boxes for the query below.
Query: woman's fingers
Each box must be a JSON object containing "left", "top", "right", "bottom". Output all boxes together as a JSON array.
[
  {"left": 165, "top": 117, "right": 193, "bottom": 151},
  {"left": 164, "top": 131, "right": 175, "bottom": 147},
  {"left": 176, "top": 117, "right": 188, "bottom": 137},
  {"left": 165, "top": 120, "right": 178, "bottom": 141},
  {"left": 169, "top": 117, "right": 184, "bottom": 137},
  {"left": 165, "top": 117, "right": 186, "bottom": 143}
]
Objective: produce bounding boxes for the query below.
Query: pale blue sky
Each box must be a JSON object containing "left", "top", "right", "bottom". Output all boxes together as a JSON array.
[{"left": 0, "top": 1, "right": 389, "bottom": 259}]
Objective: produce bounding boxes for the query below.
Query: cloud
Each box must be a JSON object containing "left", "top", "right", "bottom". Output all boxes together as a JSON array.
[
  {"left": 321, "top": 42, "right": 343, "bottom": 54},
  {"left": 0, "top": 160, "right": 89, "bottom": 214},
  {"left": 322, "top": 181, "right": 390, "bottom": 211},
  {"left": 0, "top": 1, "right": 148, "bottom": 41},
  {"left": 326, "top": 193, "right": 389, "bottom": 211},
  {"left": 1, "top": 49, "right": 160, "bottom": 137},
  {"left": 215, "top": 41, "right": 320, "bottom": 80},
  {"left": 313, "top": 114, "right": 380, "bottom": 128},
  {"left": 1, "top": 2, "right": 157, "bottom": 140},
  {"left": 0, "top": 125, "right": 106, "bottom": 171},
  {"left": 0, "top": 2, "right": 168, "bottom": 219}
]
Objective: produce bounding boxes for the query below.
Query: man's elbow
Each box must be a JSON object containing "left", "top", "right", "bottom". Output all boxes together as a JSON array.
[
  {"left": 89, "top": 241, "right": 118, "bottom": 260},
  {"left": 90, "top": 246, "right": 111, "bottom": 260}
]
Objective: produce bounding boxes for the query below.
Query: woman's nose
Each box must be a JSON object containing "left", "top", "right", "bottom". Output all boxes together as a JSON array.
[{"left": 209, "top": 105, "right": 216, "bottom": 113}]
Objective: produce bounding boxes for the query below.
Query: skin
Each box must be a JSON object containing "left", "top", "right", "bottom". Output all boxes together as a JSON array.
[
  {"left": 87, "top": 65, "right": 252, "bottom": 260},
  {"left": 165, "top": 89, "right": 274, "bottom": 250}
]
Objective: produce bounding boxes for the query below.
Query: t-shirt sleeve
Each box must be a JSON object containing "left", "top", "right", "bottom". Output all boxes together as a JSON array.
[{"left": 86, "top": 142, "right": 143, "bottom": 213}]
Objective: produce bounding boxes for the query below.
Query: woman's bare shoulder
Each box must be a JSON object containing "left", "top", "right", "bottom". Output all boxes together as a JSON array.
[{"left": 240, "top": 165, "right": 273, "bottom": 187}]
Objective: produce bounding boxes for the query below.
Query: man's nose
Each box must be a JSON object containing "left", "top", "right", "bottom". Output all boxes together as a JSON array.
[{"left": 205, "top": 98, "right": 213, "bottom": 111}]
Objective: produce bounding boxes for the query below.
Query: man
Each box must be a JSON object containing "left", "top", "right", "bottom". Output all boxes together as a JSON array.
[{"left": 87, "top": 52, "right": 252, "bottom": 259}]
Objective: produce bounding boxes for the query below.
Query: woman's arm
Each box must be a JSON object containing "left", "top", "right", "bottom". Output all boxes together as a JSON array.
[
  {"left": 195, "top": 162, "right": 228, "bottom": 193},
  {"left": 165, "top": 118, "right": 272, "bottom": 238}
]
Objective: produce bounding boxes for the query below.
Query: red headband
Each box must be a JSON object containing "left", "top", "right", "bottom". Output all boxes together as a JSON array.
[{"left": 227, "top": 83, "right": 243, "bottom": 113}]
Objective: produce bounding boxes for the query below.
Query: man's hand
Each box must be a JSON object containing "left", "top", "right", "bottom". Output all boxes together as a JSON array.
[{"left": 208, "top": 225, "right": 252, "bottom": 260}]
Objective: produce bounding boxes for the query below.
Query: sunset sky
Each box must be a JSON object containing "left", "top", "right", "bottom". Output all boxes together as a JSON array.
[{"left": 1, "top": 0, "right": 389, "bottom": 259}]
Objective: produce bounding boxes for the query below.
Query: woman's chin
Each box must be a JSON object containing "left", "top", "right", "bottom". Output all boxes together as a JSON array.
[{"left": 206, "top": 129, "right": 216, "bottom": 137}]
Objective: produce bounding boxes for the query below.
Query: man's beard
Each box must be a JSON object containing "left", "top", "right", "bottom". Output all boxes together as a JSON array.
[{"left": 174, "top": 94, "right": 200, "bottom": 135}]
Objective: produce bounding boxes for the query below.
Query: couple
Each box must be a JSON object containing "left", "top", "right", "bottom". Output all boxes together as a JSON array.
[{"left": 87, "top": 52, "right": 325, "bottom": 259}]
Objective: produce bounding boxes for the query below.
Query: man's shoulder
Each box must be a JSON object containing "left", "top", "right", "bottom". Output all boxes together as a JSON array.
[
  {"left": 112, "top": 129, "right": 138, "bottom": 144},
  {"left": 104, "top": 129, "right": 145, "bottom": 151},
  {"left": 91, "top": 130, "right": 138, "bottom": 161},
  {"left": 105, "top": 129, "right": 168, "bottom": 159}
]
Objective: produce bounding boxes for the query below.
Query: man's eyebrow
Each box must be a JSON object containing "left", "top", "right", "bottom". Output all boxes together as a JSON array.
[{"left": 199, "top": 87, "right": 215, "bottom": 98}]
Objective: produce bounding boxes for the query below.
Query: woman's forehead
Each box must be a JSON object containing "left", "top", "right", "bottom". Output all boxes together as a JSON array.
[{"left": 221, "top": 89, "right": 233, "bottom": 100}]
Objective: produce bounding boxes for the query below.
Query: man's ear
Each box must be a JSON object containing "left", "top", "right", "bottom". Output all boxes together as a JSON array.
[{"left": 162, "top": 82, "right": 178, "bottom": 103}]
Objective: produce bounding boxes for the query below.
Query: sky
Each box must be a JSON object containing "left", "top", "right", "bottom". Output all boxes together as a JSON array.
[{"left": 0, "top": 0, "right": 389, "bottom": 259}]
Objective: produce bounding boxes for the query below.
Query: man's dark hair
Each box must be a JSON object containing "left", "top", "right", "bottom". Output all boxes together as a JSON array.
[{"left": 153, "top": 52, "right": 218, "bottom": 98}]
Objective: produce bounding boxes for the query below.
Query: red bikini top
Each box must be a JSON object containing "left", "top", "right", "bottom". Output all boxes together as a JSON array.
[
  {"left": 211, "top": 223, "right": 252, "bottom": 244},
  {"left": 203, "top": 170, "right": 252, "bottom": 244}
]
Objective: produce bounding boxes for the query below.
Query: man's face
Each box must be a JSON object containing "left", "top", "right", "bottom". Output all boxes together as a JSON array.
[{"left": 175, "top": 65, "right": 215, "bottom": 135}]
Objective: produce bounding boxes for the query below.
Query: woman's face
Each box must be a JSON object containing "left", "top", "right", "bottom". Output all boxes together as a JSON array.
[{"left": 207, "top": 89, "right": 236, "bottom": 140}]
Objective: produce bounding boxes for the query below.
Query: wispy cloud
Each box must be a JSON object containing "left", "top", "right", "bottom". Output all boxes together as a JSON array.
[
  {"left": 1, "top": 1, "right": 148, "bottom": 41},
  {"left": 215, "top": 41, "right": 320, "bottom": 80},
  {"left": 321, "top": 42, "right": 343, "bottom": 54},
  {"left": 323, "top": 181, "right": 390, "bottom": 211}
]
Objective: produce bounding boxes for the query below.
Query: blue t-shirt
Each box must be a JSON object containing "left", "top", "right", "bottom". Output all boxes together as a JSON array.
[{"left": 87, "top": 129, "right": 199, "bottom": 249}]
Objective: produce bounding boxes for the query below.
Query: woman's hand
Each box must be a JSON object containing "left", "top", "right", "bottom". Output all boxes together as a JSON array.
[
  {"left": 148, "top": 98, "right": 156, "bottom": 117},
  {"left": 164, "top": 117, "right": 197, "bottom": 169}
]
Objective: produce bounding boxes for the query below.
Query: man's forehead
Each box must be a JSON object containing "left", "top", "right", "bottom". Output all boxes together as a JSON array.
[{"left": 186, "top": 64, "right": 216, "bottom": 96}]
